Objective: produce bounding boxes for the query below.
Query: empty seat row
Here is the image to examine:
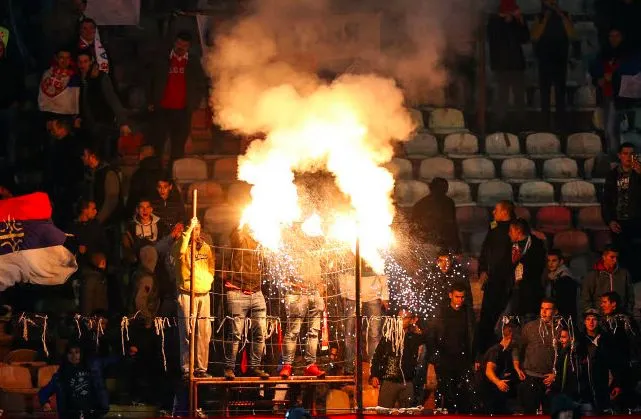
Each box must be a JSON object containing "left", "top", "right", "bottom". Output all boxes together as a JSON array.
[
  {"left": 411, "top": 108, "right": 466, "bottom": 134},
  {"left": 404, "top": 131, "right": 602, "bottom": 159},
  {"left": 172, "top": 157, "right": 239, "bottom": 183},
  {"left": 395, "top": 179, "right": 598, "bottom": 207},
  {"left": 393, "top": 156, "right": 589, "bottom": 182}
]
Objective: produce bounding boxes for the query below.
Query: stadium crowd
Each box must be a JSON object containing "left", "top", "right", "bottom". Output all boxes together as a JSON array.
[{"left": 0, "top": 0, "right": 640, "bottom": 417}]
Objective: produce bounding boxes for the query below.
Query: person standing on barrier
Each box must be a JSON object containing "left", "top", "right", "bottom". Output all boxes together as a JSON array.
[
  {"left": 280, "top": 248, "right": 326, "bottom": 379},
  {"left": 427, "top": 282, "right": 476, "bottom": 413},
  {"left": 223, "top": 225, "right": 269, "bottom": 380},
  {"left": 339, "top": 262, "right": 389, "bottom": 375},
  {"left": 174, "top": 216, "right": 214, "bottom": 379}
]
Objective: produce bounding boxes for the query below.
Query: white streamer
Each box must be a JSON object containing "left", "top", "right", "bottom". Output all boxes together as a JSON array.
[
  {"left": 154, "top": 317, "right": 171, "bottom": 371},
  {"left": 35, "top": 315, "right": 49, "bottom": 358},
  {"left": 17, "top": 313, "right": 35, "bottom": 342}
]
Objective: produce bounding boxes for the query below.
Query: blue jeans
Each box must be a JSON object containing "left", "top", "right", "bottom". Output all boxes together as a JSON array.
[
  {"left": 224, "top": 290, "right": 267, "bottom": 369},
  {"left": 343, "top": 299, "right": 383, "bottom": 369},
  {"left": 282, "top": 293, "right": 324, "bottom": 365}
]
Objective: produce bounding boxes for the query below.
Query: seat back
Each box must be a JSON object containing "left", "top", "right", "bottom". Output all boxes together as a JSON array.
[
  {"left": 37, "top": 365, "right": 59, "bottom": 388},
  {"left": 418, "top": 157, "right": 455, "bottom": 181},
  {"left": 526, "top": 132, "right": 561, "bottom": 156},
  {"left": 553, "top": 229, "right": 590, "bottom": 258},
  {"left": 536, "top": 206, "right": 572, "bottom": 235},
  {"left": 485, "top": 132, "right": 521, "bottom": 156},
  {"left": 560, "top": 181, "right": 597, "bottom": 206},
  {"left": 172, "top": 158, "right": 208, "bottom": 182},
  {"left": 501, "top": 157, "right": 537, "bottom": 181},
  {"left": 3, "top": 349, "right": 38, "bottom": 364},
  {"left": 477, "top": 181, "right": 513, "bottom": 207},
  {"left": 393, "top": 180, "right": 429, "bottom": 208},
  {"left": 0, "top": 365, "right": 33, "bottom": 391},
  {"left": 461, "top": 158, "right": 495, "bottom": 182},
  {"left": 518, "top": 181, "right": 555, "bottom": 205},
  {"left": 384, "top": 158, "right": 413, "bottom": 180},
  {"left": 404, "top": 132, "right": 438, "bottom": 158},
  {"left": 428, "top": 108, "right": 465, "bottom": 133},
  {"left": 443, "top": 132, "right": 479, "bottom": 156},
  {"left": 542, "top": 158, "right": 579, "bottom": 181}
]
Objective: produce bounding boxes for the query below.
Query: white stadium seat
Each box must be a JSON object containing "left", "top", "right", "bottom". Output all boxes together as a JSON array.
[
  {"left": 518, "top": 181, "right": 556, "bottom": 206},
  {"left": 477, "top": 180, "right": 513, "bottom": 207},
  {"left": 443, "top": 132, "right": 479, "bottom": 158},
  {"left": 485, "top": 132, "right": 521, "bottom": 157},
  {"left": 428, "top": 108, "right": 466, "bottom": 134},
  {"left": 394, "top": 180, "right": 429, "bottom": 207},
  {"left": 542, "top": 157, "right": 579, "bottom": 182},
  {"left": 418, "top": 157, "right": 455, "bottom": 182},
  {"left": 566, "top": 132, "right": 602, "bottom": 158},
  {"left": 501, "top": 157, "right": 537, "bottom": 182},
  {"left": 172, "top": 157, "right": 208, "bottom": 183},
  {"left": 384, "top": 158, "right": 413, "bottom": 180},
  {"left": 446, "top": 180, "right": 474, "bottom": 206},
  {"left": 560, "top": 180, "right": 598, "bottom": 206},
  {"left": 525, "top": 132, "right": 562, "bottom": 158},
  {"left": 461, "top": 158, "right": 496, "bottom": 183},
  {"left": 404, "top": 132, "right": 439, "bottom": 158}
]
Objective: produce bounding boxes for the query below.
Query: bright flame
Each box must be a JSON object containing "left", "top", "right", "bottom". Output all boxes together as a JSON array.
[
  {"left": 235, "top": 75, "right": 414, "bottom": 271},
  {"left": 301, "top": 213, "right": 323, "bottom": 237}
]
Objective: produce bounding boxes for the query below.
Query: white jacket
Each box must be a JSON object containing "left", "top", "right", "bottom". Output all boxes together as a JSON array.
[{"left": 338, "top": 273, "right": 389, "bottom": 302}]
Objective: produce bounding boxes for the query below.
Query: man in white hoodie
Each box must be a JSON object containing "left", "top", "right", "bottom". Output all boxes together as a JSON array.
[
  {"left": 38, "top": 46, "right": 80, "bottom": 119},
  {"left": 340, "top": 262, "right": 389, "bottom": 375},
  {"left": 122, "top": 197, "right": 163, "bottom": 267}
]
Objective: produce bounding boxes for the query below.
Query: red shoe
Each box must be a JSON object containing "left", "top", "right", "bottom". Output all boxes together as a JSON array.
[
  {"left": 280, "top": 364, "right": 292, "bottom": 379},
  {"left": 304, "top": 364, "right": 326, "bottom": 378}
]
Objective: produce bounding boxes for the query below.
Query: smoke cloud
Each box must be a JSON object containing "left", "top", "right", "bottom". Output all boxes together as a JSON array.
[{"left": 204, "top": 0, "right": 481, "bottom": 269}]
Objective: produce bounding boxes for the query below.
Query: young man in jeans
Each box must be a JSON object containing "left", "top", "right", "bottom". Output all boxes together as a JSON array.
[
  {"left": 339, "top": 262, "right": 389, "bottom": 375},
  {"left": 223, "top": 225, "right": 269, "bottom": 380},
  {"left": 280, "top": 251, "right": 326, "bottom": 379}
]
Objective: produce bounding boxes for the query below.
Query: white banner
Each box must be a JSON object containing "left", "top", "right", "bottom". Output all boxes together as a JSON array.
[{"left": 85, "top": 0, "right": 141, "bottom": 26}]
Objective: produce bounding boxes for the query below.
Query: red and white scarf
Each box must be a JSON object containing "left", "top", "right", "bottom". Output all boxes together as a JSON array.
[
  {"left": 40, "top": 67, "right": 75, "bottom": 98},
  {"left": 79, "top": 30, "right": 109, "bottom": 73}
]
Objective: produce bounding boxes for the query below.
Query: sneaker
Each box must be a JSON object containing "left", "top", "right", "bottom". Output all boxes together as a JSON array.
[
  {"left": 304, "top": 364, "right": 326, "bottom": 378},
  {"left": 223, "top": 368, "right": 236, "bottom": 380},
  {"left": 194, "top": 371, "right": 212, "bottom": 378},
  {"left": 280, "top": 364, "right": 292, "bottom": 379},
  {"left": 247, "top": 367, "right": 270, "bottom": 379}
]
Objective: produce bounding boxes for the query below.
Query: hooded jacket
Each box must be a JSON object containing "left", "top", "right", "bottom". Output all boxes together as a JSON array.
[
  {"left": 581, "top": 261, "right": 634, "bottom": 314},
  {"left": 509, "top": 235, "right": 546, "bottom": 317},
  {"left": 512, "top": 318, "right": 557, "bottom": 377},
  {"left": 602, "top": 166, "right": 641, "bottom": 224},
  {"left": 125, "top": 214, "right": 162, "bottom": 248},
  {"left": 173, "top": 225, "right": 214, "bottom": 294},
  {"left": 370, "top": 327, "right": 425, "bottom": 383},
  {"left": 576, "top": 330, "right": 621, "bottom": 412}
]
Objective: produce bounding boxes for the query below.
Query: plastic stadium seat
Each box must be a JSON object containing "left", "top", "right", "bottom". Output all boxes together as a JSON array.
[
  {"left": 37, "top": 365, "right": 59, "bottom": 388},
  {"left": 526, "top": 133, "right": 562, "bottom": 158},
  {"left": 187, "top": 181, "right": 225, "bottom": 206},
  {"left": 577, "top": 206, "right": 608, "bottom": 231},
  {"left": 583, "top": 157, "right": 609, "bottom": 182},
  {"left": 409, "top": 108, "right": 424, "bottom": 129},
  {"left": 553, "top": 229, "right": 590, "bottom": 258},
  {"left": 542, "top": 157, "right": 579, "bottom": 182},
  {"left": 419, "top": 157, "right": 455, "bottom": 182},
  {"left": 446, "top": 180, "right": 474, "bottom": 206},
  {"left": 443, "top": 132, "right": 479, "bottom": 157},
  {"left": 566, "top": 133, "right": 602, "bottom": 158},
  {"left": 536, "top": 206, "right": 572, "bottom": 235},
  {"left": 456, "top": 206, "right": 488, "bottom": 233},
  {"left": 514, "top": 206, "right": 532, "bottom": 222},
  {"left": 384, "top": 158, "right": 413, "bottom": 180},
  {"left": 501, "top": 157, "right": 537, "bottom": 181},
  {"left": 428, "top": 108, "right": 465, "bottom": 134},
  {"left": 3, "top": 350, "right": 38, "bottom": 364},
  {"left": 461, "top": 158, "right": 495, "bottom": 183},
  {"left": 172, "top": 158, "right": 208, "bottom": 183},
  {"left": 394, "top": 180, "right": 429, "bottom": 207},
  {"left": 227, "top": 181, "right": 252, "bottom": 207},
  {"left": 212, "top": 157, "right": 238, "bottom": 181},
  {"left": 574, "top": 85, "right": 597, "bottom": 109},
  {"left": 478, "top": 180, "right": 513, "bottom": 207},
  {"left": 518, "top": 181, "right": 556, "bottom": 206},
  {"left": 0, "top": 365, "right": 33, "bottom": 391},
  {"left": 404, "top": 132, "right": 439, "bottom": 158},
  {"left": 485, "top": 132, "right": 521, "bottom": 157},
  {"left": 592, "top": 108, "right": 604, "bottom": 131},
  {"left": 191, "top": 108, "right": 212, "bottom": 130},
  {"left": 560, "top": 181, "right": 597, "bottom": 206},
  {"left": 468, "top": 232, "right": 486, "bottom": 256},
  {"left": 592, "top": 230, "right": 612, "bottom": 253}
]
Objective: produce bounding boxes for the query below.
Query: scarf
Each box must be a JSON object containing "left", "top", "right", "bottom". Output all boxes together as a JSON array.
[
  {"left": 79, "top": 31, "right": 109, "bottom": 73},
  {"left": 40, "top": 66, "right": 75, "bottom": 98}
]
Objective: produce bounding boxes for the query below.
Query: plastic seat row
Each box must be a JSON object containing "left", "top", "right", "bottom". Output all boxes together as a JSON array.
[
  {"left": 404, "top": 131, "right": 602, "bottom": 159},
  {"left": 172, "top": 156, "right": 239, "bottom": 183},
  {"left": 456, "top": 205, "right": 608, "bottom": 234},
  {"left": 396, "top": 156, "right": 585, "bottom": 182},
  {"left": 395, "top": 179, "right": 598, "bottom": 207}
]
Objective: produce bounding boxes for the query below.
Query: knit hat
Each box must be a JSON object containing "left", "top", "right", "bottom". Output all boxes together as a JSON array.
[{"left": 500, "top": 0, "right": 519, "bottom": 13}]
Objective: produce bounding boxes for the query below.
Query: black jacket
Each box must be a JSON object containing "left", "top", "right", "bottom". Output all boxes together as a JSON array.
[
  {"left": 602, "top": 166, "right": 641, "bottom": 223},
  {"left": 487, "top": 14, "right": 530, "bottom": 72},
  {"left": 80, "top": 70, "right": 127, "bottom": 129},
  {"left": 411, "top": 193, "right": 461, "bottom": 253},
  {"left": 151, "top": 189, "right": 186, "bottom": 232},
  {"left": 126, "top": 156, "right": 165, "bottom": 217},
  {"left": 544, "top": 266, "right": 579, "bottom": 320},
  {"left": 509, "top": 235, "right": 546, "bottom": 317},
  {"left": 428, "top": 304, "right": 475, "bottom": 368},
  {"left": 370, "top": 327, "right": 425, "bottom": 383},
  {"left": 576, "top": 331, "right": 621, "bottom": 412},
  {"left": 479, "top": 221, "right": 513, "bottom": 302}
]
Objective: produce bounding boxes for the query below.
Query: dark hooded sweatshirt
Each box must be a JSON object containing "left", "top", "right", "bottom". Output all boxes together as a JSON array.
[{"left": 581, "top": 260, "right": 635, "bottom": 314}]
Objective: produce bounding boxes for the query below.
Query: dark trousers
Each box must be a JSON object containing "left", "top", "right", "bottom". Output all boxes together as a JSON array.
[
  {"left": 476, "top": 288, "right": 507, "bottom": 357},
  {"left": 518, "top": 375, "right": 549, "bottom": 414},
  {"left": 378, "top": 380, "right": 414, "bottom": 408},
  {"left": 151, "top": 108, "right": 191, "bottom": 163},
  {"left": 435, "top": 366, "right": 474, "bottom": 413},
  {"left": 538, "top": 56, "right": 568, "bottom": 126},
  {"left": 613, "top": 219, "right": 641, "bottom": 283}
]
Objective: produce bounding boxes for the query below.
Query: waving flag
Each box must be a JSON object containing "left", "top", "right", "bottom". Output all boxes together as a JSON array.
[{"left": 0, "top": 192, "right": 77, "bottom": 291}]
